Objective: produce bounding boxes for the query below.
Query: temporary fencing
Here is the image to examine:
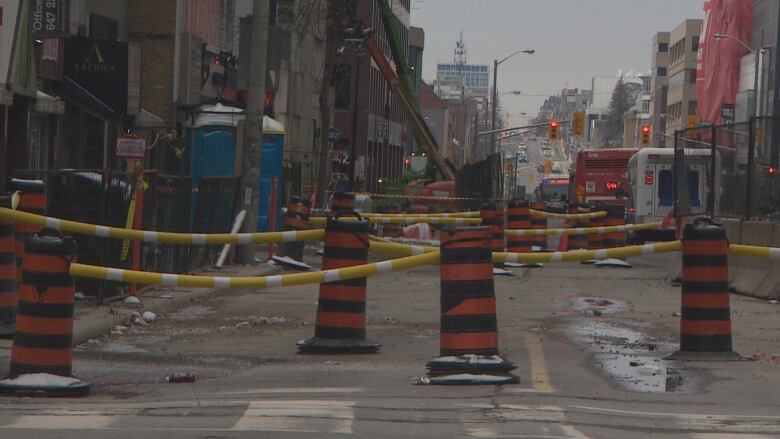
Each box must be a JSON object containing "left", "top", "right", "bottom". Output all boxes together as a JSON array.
[
  {"left": 530, "top": 209, "right": 607, "bottom": 220},
  {"left": 494, "top": 241, "right": 682, "bottom": 264},
  {"left": 69, "top": 251, "right": 440, "bottom": 289},
  {"left": 505, "top": 222, "right": 664, "bottom": 237},
  {"left": 309, "top": 216, "right": 482, "bottom": 226},
  {"left": 0, "top": 208, "right": 324, "bottom": 245},
  {"left": 361, "top": 211, "right": 481, "bottom": 218}
]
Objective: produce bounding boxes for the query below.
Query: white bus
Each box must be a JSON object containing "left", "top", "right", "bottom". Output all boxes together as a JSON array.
[{"left": 627, "top": 148, "right": 719, "bottom": 238}]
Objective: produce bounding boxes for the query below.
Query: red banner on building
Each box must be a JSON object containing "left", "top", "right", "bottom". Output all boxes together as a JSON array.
[{"left": 696, "top": 0, "right": 753, "bottom": 125}]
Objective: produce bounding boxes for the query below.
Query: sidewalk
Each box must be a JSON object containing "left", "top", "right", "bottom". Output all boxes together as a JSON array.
[{"left": 0, "top": 263, "right": 281, "bottom": 352}]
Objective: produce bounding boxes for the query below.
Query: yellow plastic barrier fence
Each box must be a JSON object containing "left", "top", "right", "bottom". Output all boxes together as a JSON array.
[
  {"left": 505, "top": 222, "right": 664, "bottom": 237},
  {"left": 728, "top": 244, "right": 780, "bottom": 259},
  {"left": 361, "top": 211, "right": 480, "bottom": 218},
  {"left": 493, "top": 241, "right": 682, "bottom": 264},
  {"left": 530, "top": 209, "right": 607, "bottom": 220},
  {"left": 0, "top": 208, "right": 324, "bottom": 245},
  {"left": 69, "top": 251, "right": 440, "bottom": 288},
  {"left": 369, "top": 240, "right": 437, "bottom": 256},
  {"left": 309, "top": 216, "right": 482, "bottom": 226}
]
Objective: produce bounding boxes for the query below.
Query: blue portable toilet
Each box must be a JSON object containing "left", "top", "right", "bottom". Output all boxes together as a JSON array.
[
  {"left": 257, "top": 116, "right": 285, "bottom": 231},
  {"left": 189, "top": 103, "right": 244, "bottom": 231}
]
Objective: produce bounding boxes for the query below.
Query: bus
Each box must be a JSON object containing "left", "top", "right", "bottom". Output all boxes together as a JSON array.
[
  {"left": 570, "top": 148, "right": 637, "bottom": 207},
  {"left": 537, "top": 175, "right": 570, "bottom": 209}
]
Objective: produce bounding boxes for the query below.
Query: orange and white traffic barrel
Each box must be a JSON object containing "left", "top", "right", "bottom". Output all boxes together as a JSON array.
[
  {"left": 423, "top": 226, "right": 517, "bottom": 384},
  {"left": 297, "top": 213, "right": 379, "bottom": 353},
  {"left": 668, "top": 218, "right": 741, "bottom": 360}
]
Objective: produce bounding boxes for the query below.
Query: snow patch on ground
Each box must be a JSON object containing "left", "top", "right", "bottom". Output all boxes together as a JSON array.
[{"left": 0, "top": 373, "right": 83, "bottom": 388}]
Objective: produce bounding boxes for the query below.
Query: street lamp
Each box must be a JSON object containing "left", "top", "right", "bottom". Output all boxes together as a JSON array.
[
  {"left": 492, "top": 50, "right": 534, "bottom": 154},
  {"left": 713, "top": 33, "right": 765, "bottom": 119}
]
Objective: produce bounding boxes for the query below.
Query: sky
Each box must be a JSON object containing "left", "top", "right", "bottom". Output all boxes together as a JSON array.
[{"left": 410, "top": 0, "right": 705, "bottom": 126}]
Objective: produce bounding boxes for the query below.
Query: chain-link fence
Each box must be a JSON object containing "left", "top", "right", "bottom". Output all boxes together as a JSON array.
[
  {"left": 674, "top": 116, "right": 778, "bottom": 220},
  {"left": 11, "top": 169, "right": 239, "bottom": 302}
]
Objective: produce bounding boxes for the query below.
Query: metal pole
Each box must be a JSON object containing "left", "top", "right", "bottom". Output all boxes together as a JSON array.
[
  {"left": 746, "top": 117, "right": 755, "bottom": 220},
  {"left": 237, "top": 0, "right": 269, "bottom": 264},
  {"left": 491, "top": 59, "right": 498, "bottom": 154},
  {"left": 348, "top": 55, "right": 361, "bottom": 189}
]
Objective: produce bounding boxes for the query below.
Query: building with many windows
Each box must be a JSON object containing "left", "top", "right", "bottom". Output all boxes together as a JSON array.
[
  {"left": 435, "top": 63, "right": 489, "bottom": 98},
  {"left": 650, "top": 31, "right": 670, "bottom": 147},
  {"left": 664, "top": 19, "right": 702, "bottom": 137}
]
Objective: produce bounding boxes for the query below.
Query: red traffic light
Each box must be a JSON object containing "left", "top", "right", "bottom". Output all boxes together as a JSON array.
[
  {"left": 642, "top": 125, "right": 650, "bottom": 134},
  {"left": 550, "top": 120, "right": 558, "bottom": 129},
  {"left": 770, "top": 166, "right": 777, "bottom": 176}
]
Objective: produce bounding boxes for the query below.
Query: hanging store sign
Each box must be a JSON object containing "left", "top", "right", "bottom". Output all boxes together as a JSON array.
[
  {"left": 116, "top": 136, "right": 146, "bottom": 159},
  {"left": 31, "top": 0, "right": 69, "bottom": 37},
  {"left": 64, "top": 36, "right": 129, "bottom": 115}
]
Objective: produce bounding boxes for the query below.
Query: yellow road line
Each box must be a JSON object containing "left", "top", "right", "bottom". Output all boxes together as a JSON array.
[{"left": 523, "top": 331, "right": 554, "bottom": 393}]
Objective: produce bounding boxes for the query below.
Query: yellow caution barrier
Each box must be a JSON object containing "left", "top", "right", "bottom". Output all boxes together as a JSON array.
[
  {"left": 69, "top": 251, "right": 440, "bottom": 288},
  {"left": 505, "top": 222, "right": 664, "bottom": 237},
  {"left": 369, "top": 240, "right": 437, "bottom": 256},
  {"left": 361, "top": 211, "right": 480, "bottom": 218},
  {"left": 728, "top": 244, "right": 780, "bottom": 259},
  {"left": 309, "top": 216, "right": 482, "bottom": 226},
  {"left": 530, "top": 209, "right": 607, "bottom": 220},
  {"left": 493, "top": 241, "right": 682, "bottom": 264},
  {"left": 0, "top": 208, "right": 324, "bottom": 245}
]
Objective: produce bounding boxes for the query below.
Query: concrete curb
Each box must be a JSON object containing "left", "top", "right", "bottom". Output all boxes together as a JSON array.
[{"left": 71, "top": 264, "right": 282, "bottom": 346}]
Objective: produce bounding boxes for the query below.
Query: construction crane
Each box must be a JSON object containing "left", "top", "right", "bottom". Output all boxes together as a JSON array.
[{"left": 366, "top": 2, "right": 456, "bottom": 181}]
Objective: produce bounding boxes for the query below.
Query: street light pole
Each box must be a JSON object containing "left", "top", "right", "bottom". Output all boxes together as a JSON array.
[{"left": 491, "top": 49, "right": 534, "bottom": 155}]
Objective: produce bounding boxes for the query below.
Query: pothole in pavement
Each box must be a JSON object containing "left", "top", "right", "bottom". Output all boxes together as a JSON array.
[
  {"left": 566, "top": 313, "right": 700, "bottom": 394},
  {"left": 566, "top": 296, "right": 631, "bottom": 316}
]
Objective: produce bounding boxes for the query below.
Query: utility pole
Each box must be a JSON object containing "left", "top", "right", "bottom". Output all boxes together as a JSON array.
[{"left": 237, "top": 0, "right": 270, "bottom": 264}]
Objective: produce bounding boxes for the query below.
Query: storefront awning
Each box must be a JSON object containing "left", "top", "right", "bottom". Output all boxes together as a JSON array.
[
  {"left": 34, "top": 90, "right": 65, "bottom": 114},
  {"left": 62, "top": 75, "right": 115, "bottom": 118}
]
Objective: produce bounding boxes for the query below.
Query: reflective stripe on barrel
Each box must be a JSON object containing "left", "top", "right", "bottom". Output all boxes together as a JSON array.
[
  {"left": 679, "top": 220, "right": 733, "bottom": 353},
  {"left": 507, "top": 199, "right": 531, "bottom": 253},
  {"left": 530, "top": 201, "right": 547, "bottom": 249},
  {"left": 279, "top": 196, "right": 311, "bottom": 261},
  {"left": 329, "top": 192, "right": 355, "bottom": 217},
  {"left": 439, "top": 227, "right": 498, "bottom": 356},
  {"left": 480, "top": 202, "right": 504, "bottom": 267},
  {"left": 588, "top": 215, "right": 604, "bottom": 250},
  {"left": 10, "top": 234, "right": 76, "bottom": 377},
  {"left": 0, "top": 219, "right": 17, "bottom": 333},
  {"left": 602, "top": 205, "right": 626, "bottom": 248},
  {"left": 7, "top": 179, "right": 46, "bottom": 283},
  {"left": 314, "top": 217, "right": 370, "bottom": 340}
]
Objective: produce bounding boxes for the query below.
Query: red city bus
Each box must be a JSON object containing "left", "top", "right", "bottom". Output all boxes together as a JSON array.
[{"left": 571, "top": 148, "right": 637, "bottom": 206}]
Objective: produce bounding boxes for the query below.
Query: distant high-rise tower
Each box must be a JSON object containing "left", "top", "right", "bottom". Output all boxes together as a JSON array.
[{"left": 436, "top": 32, "right": 488, "bottom": 99}]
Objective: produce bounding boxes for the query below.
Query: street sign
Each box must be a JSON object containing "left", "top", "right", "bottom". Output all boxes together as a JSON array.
[
  {"left": 116, "top": 137, "right": 146, "bottom": 159},
  {"left": 328, "top": 127, "right": 340, "bottom": 143}
]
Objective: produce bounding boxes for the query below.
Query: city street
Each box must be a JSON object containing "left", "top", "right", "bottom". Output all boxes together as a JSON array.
[{"left": 1, "top": 244, "right": 779, "bottom": 438}]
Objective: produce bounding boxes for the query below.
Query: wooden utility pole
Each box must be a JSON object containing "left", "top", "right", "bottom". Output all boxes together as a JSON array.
[{"left": 237, "top": 0, "right": 270, "bottom": 264}]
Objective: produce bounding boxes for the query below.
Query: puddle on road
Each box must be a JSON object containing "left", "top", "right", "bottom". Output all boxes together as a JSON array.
[
  {"left": 567, "top": 296, "right": 631, "bottom": 315},
  {"left": 567, "top": 316, "right": 697, "bottom": 394}
]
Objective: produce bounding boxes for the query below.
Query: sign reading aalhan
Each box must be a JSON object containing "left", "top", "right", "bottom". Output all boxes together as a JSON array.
[
  {"left": 64, "top": 36, "right": 128, "bottom": 114},
  {"left": 31, "top": 0, "right": 70, "bottom": 37}
]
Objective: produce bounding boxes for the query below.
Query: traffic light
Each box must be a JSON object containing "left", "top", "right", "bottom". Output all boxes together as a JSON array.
[
  {"left": 548, "top": 119, "right": 559, "bottom": 140},
  {"left": 769, "top": 165, "right": 776, "bottom": 177},
  {"left": 572, "top": 112, "right": 585, "bottom": 136},
  {"left": 640, "top": 124, "right": 651, "bottom": 146}
]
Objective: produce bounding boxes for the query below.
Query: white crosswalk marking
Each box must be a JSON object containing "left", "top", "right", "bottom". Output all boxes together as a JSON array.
[
  {"left": 7, "top": 413, "right": 114, "bottom": 430},
  {"left": 231, "top": 399, "right": 355, "bottom": 434}
]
